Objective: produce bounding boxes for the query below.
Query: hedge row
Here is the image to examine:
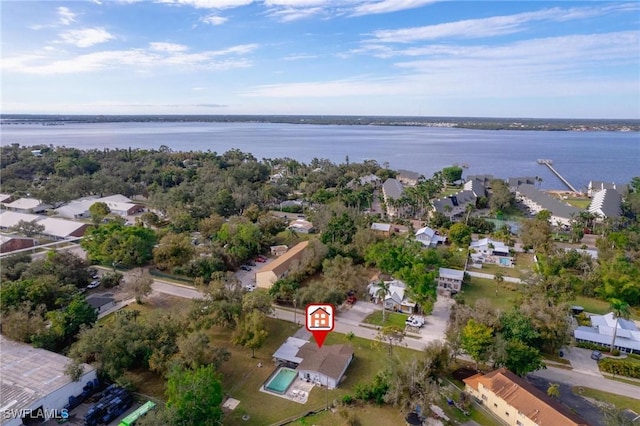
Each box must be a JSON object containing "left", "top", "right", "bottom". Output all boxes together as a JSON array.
[{"left": 599, "top": 358, "right": 640, "bottom": 378}]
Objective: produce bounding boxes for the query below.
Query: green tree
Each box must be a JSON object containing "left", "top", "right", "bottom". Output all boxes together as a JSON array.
[
  {"left": 89, "top": 201, "right": 111, "bottom": 224},
  {"left": 321, "top": 212, "right": 357, "bottom": 247},
  {"left": 127, "top": 269, "right": 154, "bottom": 304},
  {"left": 448, "top": 222, "right": 472, "bottom": 247},
  {"left": 81, "top": 222, "right": 157, "bottom": 267},
  {"left": 177, "top": 331, "right": 230, "bottom": 369},
  {"left": 376, "top": 325, "right": 405, "bottom": 356},
  {"left": 241, "top": 289, "right": 274, "bottom": 315},
  {"left": 547, "top": 383, "right": 560, "bottom": 399},
  {"left": 232, "top": 310, "right": 268, "bottom": 357},
  {"left": 166, "top": 364, "right": 224, "bottom": 426},
  {"left": 375, "top": 280, "right": 391, "bottom": 323},
  {"left": 609, "top": 298, "right": 631, "bottom": 352},
  {"left": 520, "top": 217, "right": 552, "bottom": 252},
  {"left": 504, "top": 340, "right": 545, "bottom": 376},
  {"left": 489, "top": 179, "right": 515, "bottom": 212},
  {"left": 153, "top": 232, "right": 195, "bottom": 271},
  {"left": 442, "top": 166, "right": 463, "bottom": 185},
  {"left": 461, "top": 319, "right": 494, "bottom": 369},
  {"left": 10, "top": 219, "right": 44, "bottom": 237}
]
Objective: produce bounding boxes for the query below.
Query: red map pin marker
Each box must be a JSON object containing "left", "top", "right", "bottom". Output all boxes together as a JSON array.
[{"left": 305, "top": 304, "right": 334, "bottom": 348}]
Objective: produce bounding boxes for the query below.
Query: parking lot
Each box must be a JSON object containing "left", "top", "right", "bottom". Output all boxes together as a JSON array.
[{"left": 234, "top": 256, "right": 275, "bottom": 290}]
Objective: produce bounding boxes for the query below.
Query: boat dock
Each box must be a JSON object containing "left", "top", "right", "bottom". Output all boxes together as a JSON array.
[{"left": 537, "top": 159, "right": 579, "bottom": 192}]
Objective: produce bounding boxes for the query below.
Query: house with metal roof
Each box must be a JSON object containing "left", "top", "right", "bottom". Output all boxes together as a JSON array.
[
  {"left": 3, "top": 198, "right": 51, "bottom": 214},
  {"left": 589, "top": 189, "right": 622, "bottom": 219},
  {"left": 255, "top": 241, "right": 309, "bottom": 289},
  {"left": 587, "top": 180, "right": 628, "bottom": 197},
  {"left": 515, "top": 184, "right": 581, "bottom": 226},
  {"left": 382, "top": 178, "right": 405, "bottom": 217},
  {"left": 368, "top": 279, "right": 417, "bottom": 314},
  {"left": 415, "top": 226, "right": 446, "bottom": 248},
  {"left": 437, "top": 268, "right": 465, "bottom": 295},
  {"left": 574, "top": 312, "right": 640, "bottom": 354},
  {"left": 464, "top": 368, "right": 589, "bottom": 426}
]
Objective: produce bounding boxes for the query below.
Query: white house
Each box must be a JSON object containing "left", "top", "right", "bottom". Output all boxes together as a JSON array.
[
  {"left": 574, "top": 312, "right": 640, "bottom": 354},
  {"left": 415, "top": 226, "right": 446, "bottom": 248},
  {"left": 368, "top": 279, "right": 417, "bottom": 314},
  {"left": 469, "top": 238, "right": 514, "bottom": 267},
  {"left": 4, "top": 198, "right": 51, "bottom": 214},
  {"left": 437, "top": 268, "right": 465, "bottom": 295},
  {"left": 288, "top": 219, "right": 314, "bottom": 233}
]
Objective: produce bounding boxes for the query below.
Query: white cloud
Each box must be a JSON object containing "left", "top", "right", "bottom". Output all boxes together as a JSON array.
[
  {"left": 266, "top": 6, "right": 323, "bottom": 22},
  {"left": 241, "top": 31, "right": 639, "bottom": 100},
  {"left": 201, "top": 15, "right": 228, "bottom": 25},
  {"left": 283, "top": 53, "right": 319, "bottom": 60},
  {"left": 158, "top": 0, "right": 253, "bottom": 9},
  {"left": 369, "top": 5, "right": 638, "bottom": 43},
  {"left": 2, "top": 43, "right": 258, "bottom": 74},
  {"left": 351, "top": 0, "right": 438, "bottom": 16},
  {"left": 57, "top": 7, "right": 76, "bottom": 25},
  {"left": 149, "top": 42, "right": 189, "bottom": 52},
  {"left": 58, "top": 28, "right": 115, "bottom": 48},
  {"left": 264, "top": 0, "right": 327, "bottom": 5}
]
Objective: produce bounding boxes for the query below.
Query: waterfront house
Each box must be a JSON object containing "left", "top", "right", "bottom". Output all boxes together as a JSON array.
[
  {"left": 588, "top": 189, "right": 622, "bottom": 219},
  {"left": 466, "top": 174, "right": 494, "bottom": 189},
  {"left": 397, "top": 169, "right": 422, "bottom": 187},
  {"left": 508, "top": 176, "right": 537, "bottom": 191},
  {"left": 432, "top": 190, "right": 477, "bottom": 219},
  {"left": 463, "top": 368, "right": 589, "bottom": 426},
  {"left": 515, "top": 184, "right": 580, "bottom": 226},
  {"left": 463, "top": 178, "right": 487, "bottom": 198},
  {"left": 382, "top": 178, "right": 405, "bottom": 217},
  {"left": 588, "top": 180, "right": 628, "bottom": 197}
]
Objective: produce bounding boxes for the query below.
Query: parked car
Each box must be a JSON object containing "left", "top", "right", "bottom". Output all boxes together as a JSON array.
[
  {"left": 255, "top": 258, "right": 265, "bottom": 263},
  {"left": 88, "top": 268, "right": 99, "bottom": 279},
  {"left": 87, "top": 280, "right": 101, "bottom": 289},
  {"left": 591, "top": 350, "right": 603, "bottom": 361},
  {"left": 256, "top": 255, "right": 267, "bottom": 262},
  {"left": 405, "top": 315, "right": 425, "bottom": 328},
  {"left": 240, "top": 265, "right": 252, "bottom": 271}
]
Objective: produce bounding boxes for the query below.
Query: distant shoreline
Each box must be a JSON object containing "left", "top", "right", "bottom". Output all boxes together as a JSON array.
[{"left": 1, "top": 114, "right": 638, "bottom": 132}]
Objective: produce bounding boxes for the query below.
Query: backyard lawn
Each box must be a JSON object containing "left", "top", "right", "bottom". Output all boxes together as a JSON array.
[
  {"left": 569, "top": 296, "right": 640, "bottom": 320},
  {"left": 458, "top": 277, "right": 520, "bottom": 311}
]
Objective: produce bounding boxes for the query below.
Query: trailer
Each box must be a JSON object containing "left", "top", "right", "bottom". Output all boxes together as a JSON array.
[{"left": 118, "top": 401, "right": 157, "bottom": 426}]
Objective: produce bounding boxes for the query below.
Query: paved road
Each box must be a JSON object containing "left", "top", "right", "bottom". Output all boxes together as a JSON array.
[
  {"left": 466, "top": 270, "right": 522, "bottom": 283},
  {"left": 530, "top": 366, "right": 640, "bottom": 400}
]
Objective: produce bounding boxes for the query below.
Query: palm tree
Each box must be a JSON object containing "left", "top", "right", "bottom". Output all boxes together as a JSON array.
[
  {"left": 608, "top": 298, "right": 631, "bottom": 353},
  {"left": 464, "top": 203, "right": 475, "bottom": 225},
  {"left": 493, "top": 271, "right": 504, "bottom": 296},
  {"left": 547, "top": 383, "right": 560, "bottom": 399},
  {"left": 376, "top": 280, "right": 391, "bottom": 324}
]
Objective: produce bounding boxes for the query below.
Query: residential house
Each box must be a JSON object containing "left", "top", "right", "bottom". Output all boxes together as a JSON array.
[
  {"left": 255, "top": 241, "right": 309, "bottom": 289},
  {"left": 414, "top": 226, "right": 446, "bottom": 248},
  {"left": 589, "top": 189, "right": 622, "bottom": 219},
  {"left": 463, "top": 368, "right": 589, "bottom": 426},
  {"left": 574, "top": 312, "right": 640, "bottom": 354},
  {"left": 270, "top": 245, "right": 289, "bottom": 256},
  {"left": 463, "top": 178, "right": 487, "bottom": 198},
  {"left": 432, "top": 190, "right": 477, "bottom": 219},
  {"left": 466, "top": 174, "right": 494, "bottom": 188},
  {"left": 272, "top": 337, "right": 354, "bottom": 389},
  {"left": 397, "top": 169, "right": 422, "bottom": 187},
  {"left": 4, "top": 198, "right": 51, "bottom": 214},
  {"left": 437, "top": 268, "right": 464, "bottom": 295},
  {"left": 371, "top": 222, "right": 392, "bottom": 236},
  {"left": 382, "top": 178, "right": 405, "bottom": 217},
  {"left": 55, "top": 195, "right": 145, "bottom": 219},
  {"left": 0, "top": 234, "right": 37, "bottom": 254},
  {"left": 368, "top": 279, "right": 417, "bottom": 314},
  {"left": 515, "top": 184, "right": 580, "bottom": 226},
  {"left": 588, "top": 180, "right": 628, "bottom": 197},
  {"left": 359, "top": 174, "right": 381, "bottom": 187},
  {"left": 469, "top": 238, "right": 514, "bottom": 267},
  {"left": 508, "top": 177, "right": 537, "bottom": 191},
  {"left": 288, "top": 219, "right": 314, "bottom": 233},
  {"left": 0, "top": 194, "right": 13, "bottom": 204},
  {"left": 0, "top": 211, "right": 88, "bottom": 240}
]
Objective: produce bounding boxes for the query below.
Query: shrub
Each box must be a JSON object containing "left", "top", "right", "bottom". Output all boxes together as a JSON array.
[
  {"left": 576, "top": 341, "right": 607, "bottom": 351},
  {"left": 599, "top": 358, "right": 640, "bottom": 378},
  {"left": 612, "top": 349, "right": 621, "bottom": 357},
  {"left": 341, "top": 394, "right": 354, "bottom": 405}
]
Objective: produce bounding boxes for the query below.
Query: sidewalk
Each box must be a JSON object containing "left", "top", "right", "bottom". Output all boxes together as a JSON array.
[{"left": 97, "top": 298, "right": 136, "bottom": 319}]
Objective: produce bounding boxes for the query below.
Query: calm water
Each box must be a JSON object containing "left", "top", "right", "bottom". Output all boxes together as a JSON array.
[{"left": 1, "top": 122, "right": 638, "bottom": 190}]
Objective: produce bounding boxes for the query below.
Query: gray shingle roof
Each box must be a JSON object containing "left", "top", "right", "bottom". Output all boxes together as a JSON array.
[
  {"left": 382, "top": 178, "right": 404, "bottom": 200},
  {"left": 516, "top": 184, "right": 581, "bottom": 219},
  {"left": 589, "top": 189, "right": 621, "bottom": 218}
]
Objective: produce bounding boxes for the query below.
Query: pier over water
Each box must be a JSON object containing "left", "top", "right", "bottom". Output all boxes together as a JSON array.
[{"left": 537, "top": 159, "right": 579, "bottom": 193}]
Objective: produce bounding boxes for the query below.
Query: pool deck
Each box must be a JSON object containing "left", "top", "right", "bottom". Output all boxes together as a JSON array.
[{"left": 260, "top": 375, "right": 315, "bottom": 404}]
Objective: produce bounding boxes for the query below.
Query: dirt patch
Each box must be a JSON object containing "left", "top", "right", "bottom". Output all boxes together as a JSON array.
[{"left": 452, "top": 368, "right": 478, "bottom": 381}]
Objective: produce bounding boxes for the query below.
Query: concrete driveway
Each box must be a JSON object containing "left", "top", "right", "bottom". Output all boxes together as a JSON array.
[
  {"left": 338, "top": 301, "right": 378, "bottom": 323},
  {"left": 562, "top": 347, "right": 602, "bottom": 376}
]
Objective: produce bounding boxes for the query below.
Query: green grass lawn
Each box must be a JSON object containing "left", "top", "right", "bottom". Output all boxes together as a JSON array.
[
  {"left": 458, "top": 277, "right": 520, "bottom": 311},
  {"left": 565, "top": 198, "right": 592, "bottom": 209},
  {"left": 572, "top": 387, "right": 640, "bottom": 411},
  {"left": 568, "top": 296, "right": 640, "bottom": 320},
  {"left": 363, "top": 310, "right": 409, "bottom": 329}
]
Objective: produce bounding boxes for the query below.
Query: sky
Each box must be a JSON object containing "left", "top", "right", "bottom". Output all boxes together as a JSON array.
[{"left": 1, "top": 1, "right": 639, "bottom": 118}]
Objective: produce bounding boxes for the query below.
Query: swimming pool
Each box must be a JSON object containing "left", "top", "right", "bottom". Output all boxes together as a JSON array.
[{"left": 264, "top": 367, "right": 297, "bottom": 394}]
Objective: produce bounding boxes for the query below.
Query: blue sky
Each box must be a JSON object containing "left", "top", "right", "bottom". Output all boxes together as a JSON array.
[{"left": 1, "top": 1, "right": 639, "bottom": 118}]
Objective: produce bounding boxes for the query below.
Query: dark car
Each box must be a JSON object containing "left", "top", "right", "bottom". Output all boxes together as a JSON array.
[
  {"left": 591, "top": 350, "right": 603, "bottom": 361},
  {"left": 240, "top": 265, "right": 252, "bottom": 271}
]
